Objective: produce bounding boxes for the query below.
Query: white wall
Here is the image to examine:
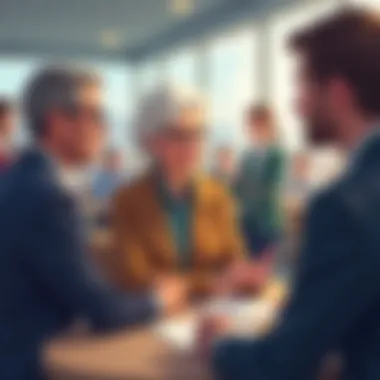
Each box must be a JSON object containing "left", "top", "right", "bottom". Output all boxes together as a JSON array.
[{"left": 205, "top": 29, "right": 259, "bottom": 151}]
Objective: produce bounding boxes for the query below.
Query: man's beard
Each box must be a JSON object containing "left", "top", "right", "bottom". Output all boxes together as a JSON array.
[{"left": 305, "top": 114, "right": 339, "bottom": 147}]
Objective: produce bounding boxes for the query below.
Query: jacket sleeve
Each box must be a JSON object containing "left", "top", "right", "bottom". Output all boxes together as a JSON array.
[
  {"left": 23, "top": 190, "right": 158, "bottom": 331},
  {"left": 111, "top": 189, "right": 153, "bottom": 290},
  {"left": 189, "top": 187, "right": 246, "bottom": 297},
  {"left": 213, "top": 190, "right": 380, "bottom": 380},
  {"left": 220, "top": 187, "right": 246, "bottom": 261}
]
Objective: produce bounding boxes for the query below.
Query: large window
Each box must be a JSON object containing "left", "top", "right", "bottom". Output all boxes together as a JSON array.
[
  {"left": 135, "top": 60, "right": 163, "bottom": 97},
  {"left": 0, "top": 56, "right": 42, "bottom": 145},
  {"left": 164, "top": 47, "right": 199, "bottom": 85},
  {"left": 206, "top": 29, "right": 258, "bottom": 151},
  {"left": 0, "top": 56, "right": 41, "bottom": 97},
  {"left": 348, "top": 0, "right": 380, "bottom": 8},
  {"left": 268, "top": 0, "right": 340, "bottom": 151},
  {"left": 92, "top": 62, "right": 134, "bottom": 150}
]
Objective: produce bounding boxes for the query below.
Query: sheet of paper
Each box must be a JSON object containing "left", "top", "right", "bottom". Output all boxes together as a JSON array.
[
  {"left": 153, "top": 299, "right": 277, "bottom": 350},
  {"left": 154, "top": 314, "right": 196, "bottom": 351}
]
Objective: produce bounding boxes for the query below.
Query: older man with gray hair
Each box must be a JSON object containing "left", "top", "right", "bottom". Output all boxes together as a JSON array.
[
  {"left": 0, "top": 66, "right": 186, "bottom": 380},
  {"left": 111, "top": 83, "right": 252, "bottom": 296}
]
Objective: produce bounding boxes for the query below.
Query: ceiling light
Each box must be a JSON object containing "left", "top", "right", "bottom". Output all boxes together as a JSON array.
[
  {"left": 100, "top": 29, "right": 123, "bottom": 49},
  {"left": 169, "top": 0, "right": 194, "bottom": 16}
]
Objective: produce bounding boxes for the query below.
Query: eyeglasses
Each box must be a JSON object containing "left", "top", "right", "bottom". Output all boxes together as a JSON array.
[
  {"left": 63, "top": 103, "right": 106, "bottom": 125},
  {"left": 161, "top": 126, "right": 207, "bottom": 143}
]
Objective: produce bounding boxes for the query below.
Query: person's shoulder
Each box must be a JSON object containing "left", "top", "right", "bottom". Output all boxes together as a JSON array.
[
  {"left": 305, "top": 179, "right": 350, "bottom": 227},
  {"left": 112, "top": 172, "right": 151, "bottom": 209},
  {"left": 27, "top": 168, "right": 71, "bottom": 211},
  {"left": 268, "top": 144, "right": 286, "bottom": 159},
  {"left": 199, "top": 175, "right": 234, "bottom": 204},
  {"left": 308, "top": 186, "right": 340, "bottom": 213},
  {"left": 241, "top": 148, "right": 254, "bottom": 161},
  {"left": 0, "top": 160, "right": 70, "bottom": 223},
  {"left": 337, "top": 163, "right": 380, "bottom": 223}
]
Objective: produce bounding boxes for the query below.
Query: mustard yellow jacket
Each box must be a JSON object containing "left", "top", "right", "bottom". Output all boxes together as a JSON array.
[{"left": 110, "top": 173, "right": 245, "bottom": 295}]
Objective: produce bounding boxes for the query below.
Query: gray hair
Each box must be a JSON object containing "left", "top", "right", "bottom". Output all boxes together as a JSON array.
[
  {"left": 135, "top": 82, "right": 206, "bottom": 149},
  {"left": 23, "top": 65, "right": 100, "bottom": 137}
]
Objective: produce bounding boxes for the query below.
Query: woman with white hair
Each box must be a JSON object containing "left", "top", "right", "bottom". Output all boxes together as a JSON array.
[{"left": 111, "top": 83, "right": 247, "bottom": 297}]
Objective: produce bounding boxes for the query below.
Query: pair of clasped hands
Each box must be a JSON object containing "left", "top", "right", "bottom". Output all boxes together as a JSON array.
[{"left": 154, "top": 255, "right": 273, "bottom": 359}]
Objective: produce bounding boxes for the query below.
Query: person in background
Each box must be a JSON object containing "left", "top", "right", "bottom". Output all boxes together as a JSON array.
[
  {"left": 235, "top": 104, "right": 286, "bottom": 258},
  {"left": 93, "top": 148, "right": 126, "bottom": 200},
  {"left": 111, "top": 84, "right": 265, "bottom": 297},
  {"left": 0, "top": 98, "right": 16, "bottom": 172},
  {"left": 203, "top": 8, "right": 380, "bottom": 380},
  {"left": 211, "top": 145, "right": 236, "bottom": 188},
  {"left": 0, "top": 67, "right": 185, "bottom": 380}
]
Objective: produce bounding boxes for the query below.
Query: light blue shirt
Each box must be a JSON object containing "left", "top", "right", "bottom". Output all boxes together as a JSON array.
[{"left": 92, "top": 170, "right": 125, "bottom": 200}]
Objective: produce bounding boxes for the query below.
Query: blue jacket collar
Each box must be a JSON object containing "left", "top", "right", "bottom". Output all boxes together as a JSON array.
[{"left": 350, "top": 130, "right": 380, "bottom": 171}]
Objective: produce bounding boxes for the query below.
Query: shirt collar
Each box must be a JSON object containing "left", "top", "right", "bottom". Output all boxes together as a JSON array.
[
  {"left": 153, "top": 167, "right": 194, "bottom": 209},
  {"left": 36, "top": 145, "right": 89, "bottom": 195},
  {"left": 157, "top": 177, "right": 193, "bottom": 209}
]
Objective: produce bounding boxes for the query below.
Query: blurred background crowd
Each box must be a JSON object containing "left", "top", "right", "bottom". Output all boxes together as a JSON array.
[
  {"left": 0, "top": 0, "right": 360, "bottom": 275},
  {"left": 1, "top": 0, "right": 379, "bottom": 379}
]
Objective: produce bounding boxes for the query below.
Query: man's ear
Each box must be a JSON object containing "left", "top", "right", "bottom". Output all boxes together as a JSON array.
[
  {"left": 44, "top": 108, "right": 65, "bottom": 139},
  {"left": 48, "top": 107, "right": 66, "bottom": 125}
]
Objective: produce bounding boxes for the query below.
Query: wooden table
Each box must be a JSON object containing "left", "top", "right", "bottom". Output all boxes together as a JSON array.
[
  {"left": 44, "top": 280, "right": 285, "bottom": 380},
  {"left": 44, "top": 324, "right": 341, "bottom": 380},
  {"left": 44, "top": 323, "right": 212, "bottom": 380},
  {"left": 43, "top": 280, "right": 340, "bottom": 380}
]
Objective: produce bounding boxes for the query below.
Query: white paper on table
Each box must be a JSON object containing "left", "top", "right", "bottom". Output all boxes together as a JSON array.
[
  {"left": 153, "top": 299, "right": 277, "bottom": 350},
  {"left": 154, "top": 314, "right": 197, "bottom": 351}
]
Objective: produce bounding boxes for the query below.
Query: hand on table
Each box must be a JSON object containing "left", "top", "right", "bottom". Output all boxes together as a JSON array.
[
  {"left": 155, "top": 275, "right": 189, "bottom": 316},
  {"left": 196, "top": 314, "right": 231, "bottom": 362},
  {"left": 214, "top": 255, "right": 272, "bottom": 296}
]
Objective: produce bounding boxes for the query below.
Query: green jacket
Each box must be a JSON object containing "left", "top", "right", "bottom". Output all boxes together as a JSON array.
[{"left": 235, "top": 145, "right": 286, "bottom": 235}]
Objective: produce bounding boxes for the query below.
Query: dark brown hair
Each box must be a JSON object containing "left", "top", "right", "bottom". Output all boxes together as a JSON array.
[
  {"left": 247, "top": 103, "right": 278, "bottom": 139},
  {"left": 290, "top": 7, "right": 380, "bottom": 116},
  {"left": 248, "top": 104, "right": 274, "bottom": 124},
  {"left": 0, "top": 99, "right": 13, "bottom": 119}
]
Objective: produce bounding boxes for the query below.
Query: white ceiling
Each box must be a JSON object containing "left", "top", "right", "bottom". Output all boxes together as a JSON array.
[{"left": 0, "top": 0, "right": 225, "bottom": 57}]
